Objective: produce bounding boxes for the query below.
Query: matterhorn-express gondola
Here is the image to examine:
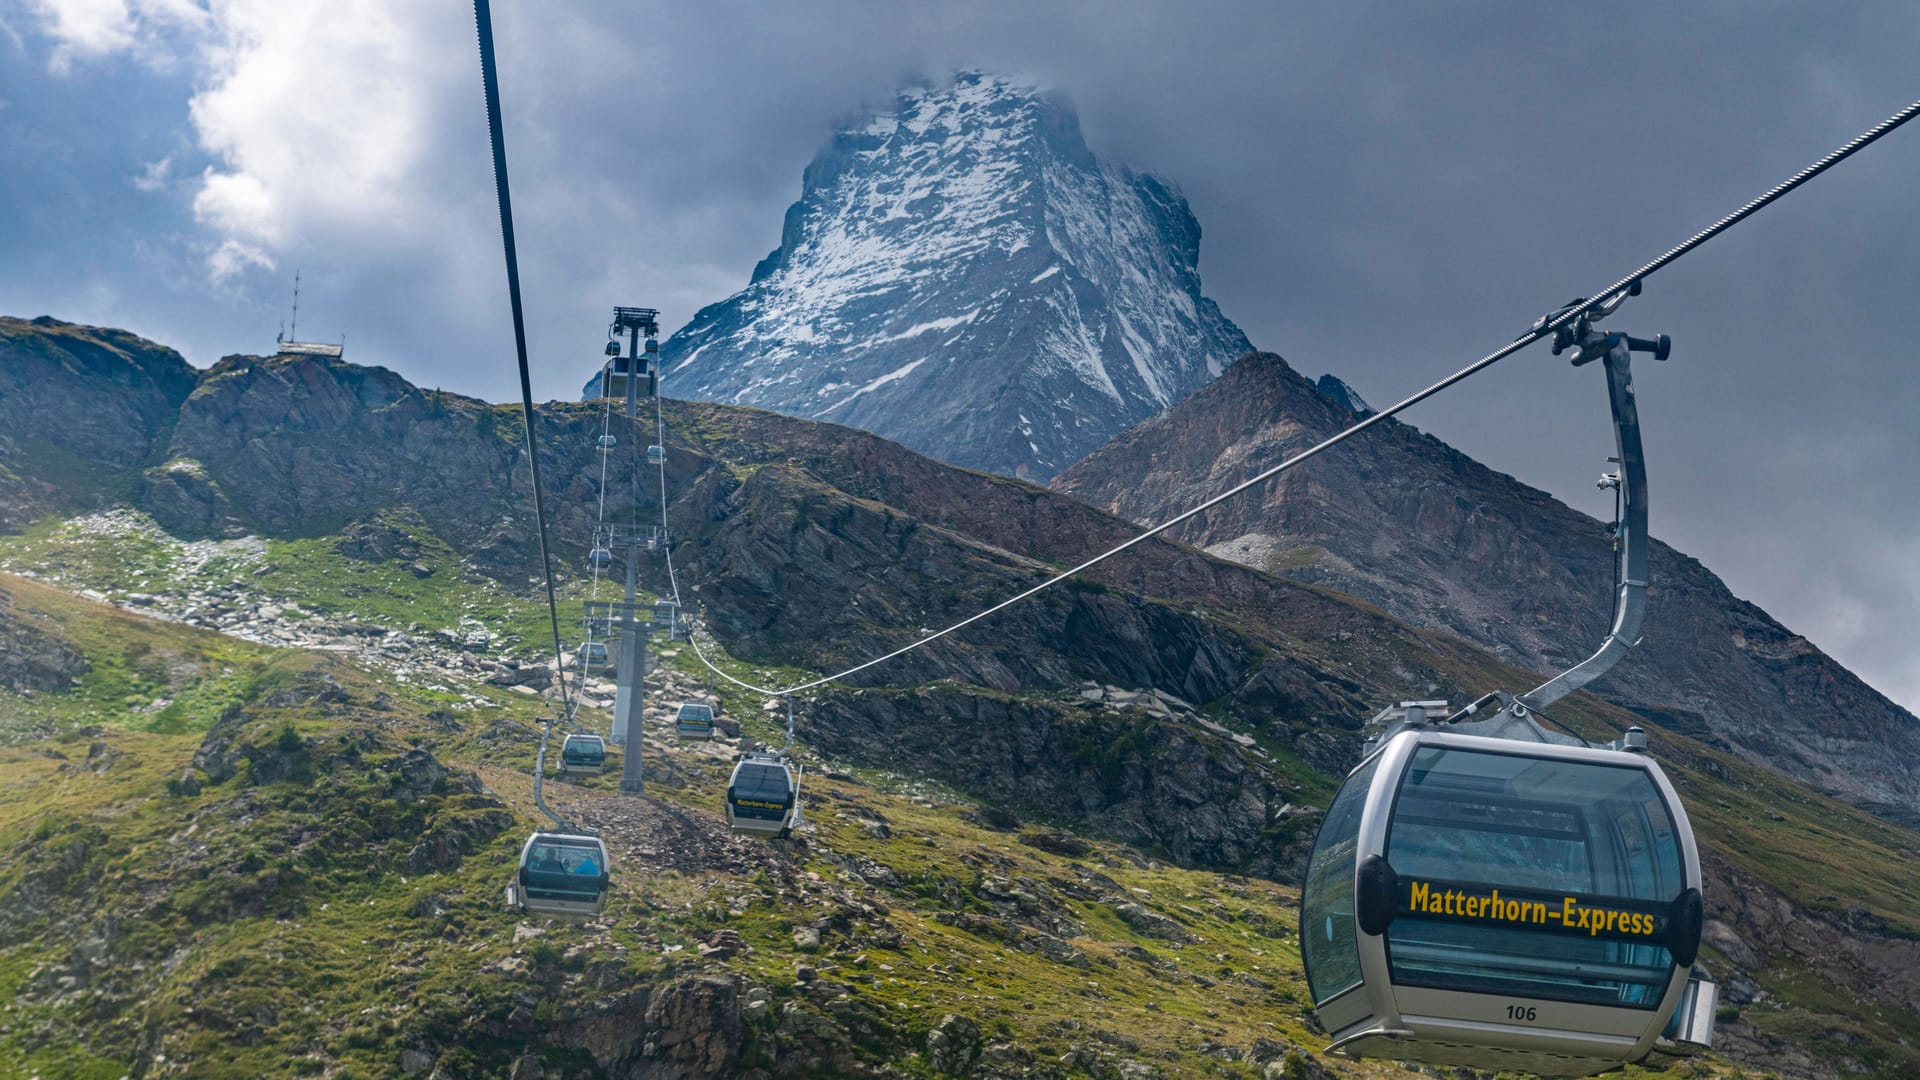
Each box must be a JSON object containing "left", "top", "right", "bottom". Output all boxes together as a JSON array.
[
  {"left": 1300, "top": 304, "right": 1716, "bottom": 1075},
  {"left": 724, "top": 751, "right": 802, "bottom": 838}
]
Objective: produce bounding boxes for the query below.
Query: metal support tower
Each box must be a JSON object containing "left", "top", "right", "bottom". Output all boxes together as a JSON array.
[{"left": 605, "top": 307, "right": 661, "bottom": 795}]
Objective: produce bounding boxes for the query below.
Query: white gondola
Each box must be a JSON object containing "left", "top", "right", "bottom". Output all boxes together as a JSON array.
[
  {"left": 597, "top": 434, "right": 617, "bottom": 449},
  {"left": 558, "top": 733, "right": 606, "bottom": 775},
  {"left": 510, "top": 831, "right": 609, "bottom": 917},
  {"left": 647, "top": 444, "right": 666, "bottom": 466},
  {"left": 587, "top": 547, "right": 613, "bottom": 570},
  {"left": 1302, "top": 720, "right": 1705, "bottom": 1076},
  {"left": 724, "top": 752, "right": 801, "bottom": 838},
  {"left": 1301, "top": 309, "right": 1714, "bottom": 1075},
  {"left": 674, "top": 702, "right": 715, "bottom": 740},
  {"left": 578, "top": 641, "right": 608, "bottom": 667}
]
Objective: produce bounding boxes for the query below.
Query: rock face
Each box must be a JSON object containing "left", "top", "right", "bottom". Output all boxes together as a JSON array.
[
  {"left": 0, "top": 584, "right": 89, "bottom": 693},
  {"left": 52, "top": 347, "right": 670, "bottom": 570},
  {"left": 0, "top": 317, "right": 198, "bottom": 522},
  {"left": 655, "top": 71, "right": 1252, "bottom": 481},
  {"left": 809, "top": 687, "right": 1314, "bottom": 883},
  {"left": 1055, "top": 352, "right": 1920, "bottom": 822}
]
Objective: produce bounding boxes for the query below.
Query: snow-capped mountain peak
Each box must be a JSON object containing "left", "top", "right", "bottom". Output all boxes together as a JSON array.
[{"left": 651, "top": 70, "right": 1252, "bottom": 480}]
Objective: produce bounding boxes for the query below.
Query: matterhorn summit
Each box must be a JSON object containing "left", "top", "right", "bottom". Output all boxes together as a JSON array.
[{"left": 658, "top": 71, "right": 1252, "bottom": 479}]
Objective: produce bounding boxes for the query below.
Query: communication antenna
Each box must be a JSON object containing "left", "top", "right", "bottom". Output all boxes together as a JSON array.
[{"left": 289, "top": 270, "right": 302, "bottom": 343}]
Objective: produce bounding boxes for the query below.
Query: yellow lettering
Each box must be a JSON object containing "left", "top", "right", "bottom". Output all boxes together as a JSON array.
[
  {"left": 1467, "top": 896, "right": 1481, "bottom": 917},
  {"left": 1410, "top": 880, "right": 1430, "bottom": 913}
]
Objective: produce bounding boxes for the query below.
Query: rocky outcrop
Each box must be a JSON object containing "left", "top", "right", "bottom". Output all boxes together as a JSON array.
[
  {"left": 0, "top": 316, "right": 198, "bottom": 526},
  {"left": 140, "top": 457, "right": 241, "bottom": 537},
  {"left": 1700, "top": 849, "right": 1920, "bottom": 1079},
  {"left": 1057, "top": 352, "right": 1920, "bottom": 821},
  {"left": 0, "top": 584, "right": 89, "bottom": 693},
  {"left": 809, "top": 686, "right": 1316, "bottom": 881}
]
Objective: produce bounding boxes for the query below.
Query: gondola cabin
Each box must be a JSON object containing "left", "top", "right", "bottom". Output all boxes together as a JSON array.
[
  {"left": 597, "top": 434, "right": 618, "bottom": 449},
  {"left": 558, "top": 733, "right": 607, "bottom": 775},
  {"left": 587, "top": 547, "right": 613, "bottom": 570},
  {"left": 578, "top": 641, "right": 608, "bottom": 667},
  {"left": 725, "top": 752, "right": 800, "bottom": 838},
  {"left": 1300, "top": 723, "right": 1707, "bottom": 1076},
  {"left": 675, "top": 702, "right": 715, "bottom": 740},
  {"left": 511, "top": 831, "right": 610, "bottom": 917},
  {"left": 597, "top": 355, "right": 656, "bottom": 400},
  {"left": 647, "top": 444, "right": 666, "bottom": 466},
  {"left": 651, "top": 600, "right": 680, "bottom": 634}
]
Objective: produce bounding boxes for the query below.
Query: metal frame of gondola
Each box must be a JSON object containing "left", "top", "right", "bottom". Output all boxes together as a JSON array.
[{"left": 1315, "top": 729, "right": 1704, "bottom": 1075}]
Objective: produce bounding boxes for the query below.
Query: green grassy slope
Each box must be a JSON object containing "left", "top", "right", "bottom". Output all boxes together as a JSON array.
[{"left": 0, "top": 572, "right": 1733, "bottom": 1080}]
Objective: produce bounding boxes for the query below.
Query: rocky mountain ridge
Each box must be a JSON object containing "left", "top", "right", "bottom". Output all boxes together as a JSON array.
[
  {"left": 654, "top": 71, "right": 1252, "bottom": 481},
  {"left": 1055, "top": 351, "right": 1920, "bottom": 825}
]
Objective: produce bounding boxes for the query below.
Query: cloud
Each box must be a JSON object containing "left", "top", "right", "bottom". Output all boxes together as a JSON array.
[
  {"left": 131, "top": 154, "right": 171, "bottom": 191},
  {"left": 0, "top": 9, "right": 27, "bottom": 53},
  {"left": 18, "top": 0, "right": 480, "bottom": 284},
  {"left": 206, "top": 237, "right": 273, "bottom": 282},
  {"left": 177, "top": 1, "right": 470, "bottom": 282},
  {"left": 26, "top": 0, "right": 206, "bottom": 74},
  {"left": 29, "top": 0, "right": 133, "bottom": 72}
]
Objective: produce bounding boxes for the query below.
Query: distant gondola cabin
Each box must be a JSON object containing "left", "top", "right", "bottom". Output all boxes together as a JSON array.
[{"left": 675, "top": 702, "right": 714, "bottom": 740}]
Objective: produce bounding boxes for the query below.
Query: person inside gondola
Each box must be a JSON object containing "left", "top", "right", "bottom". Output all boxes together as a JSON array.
[
  {"left": 573, "top": 851, "right": 599, "bottom": 876},
  {"left": 534, "top": 849, "right": 563, "bottom": 874}
]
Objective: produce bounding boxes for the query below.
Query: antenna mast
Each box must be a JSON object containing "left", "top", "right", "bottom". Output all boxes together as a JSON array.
[{"left": 289, "top": 270, "right": 301, "bottom": 342}]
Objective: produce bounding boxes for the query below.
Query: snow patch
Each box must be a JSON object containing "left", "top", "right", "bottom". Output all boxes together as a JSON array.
[{"left": 816, "top": 357, "right": 928, "bottom": 415}]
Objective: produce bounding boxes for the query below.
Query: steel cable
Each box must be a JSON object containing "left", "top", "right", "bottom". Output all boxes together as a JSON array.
[{"left": 474, "top": 0, "right": 575, "bottom": 826}]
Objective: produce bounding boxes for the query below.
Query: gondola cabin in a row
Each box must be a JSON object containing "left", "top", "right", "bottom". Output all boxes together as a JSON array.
[
  {"left": 725, "top": 752, "right": 800, "bottom": 838},
  {"left": 558, "top": 733, "right": 607, "bottom": 775},
  {"left": 511, "top": 830, "right": 609, "bottom": 917},
  {"left": 675, "top": 702, "right": 714, "bottom": 740}
]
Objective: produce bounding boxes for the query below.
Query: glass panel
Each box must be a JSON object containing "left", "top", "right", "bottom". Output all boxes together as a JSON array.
[
  {"left": 1384, "top": 745, "right": 1684, "bottom": 1008},
  {"left": 527, "top": 838, "right": 604, "bottom": 877},
  {"left": 1303, "top": 756, "right": 1378, "bottom": 1005},
  {"left": 733, "top": 764, "right": 792, "bottom": 804}
]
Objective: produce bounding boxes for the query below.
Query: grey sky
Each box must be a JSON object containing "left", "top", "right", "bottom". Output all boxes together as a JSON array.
[{"left": 3, "top": 1, "right": 1918, "bottom": 711}]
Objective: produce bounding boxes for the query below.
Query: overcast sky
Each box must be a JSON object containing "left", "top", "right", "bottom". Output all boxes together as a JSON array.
[{"left": 3, "top": 1, "right": 1918, "bottom": 712}]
